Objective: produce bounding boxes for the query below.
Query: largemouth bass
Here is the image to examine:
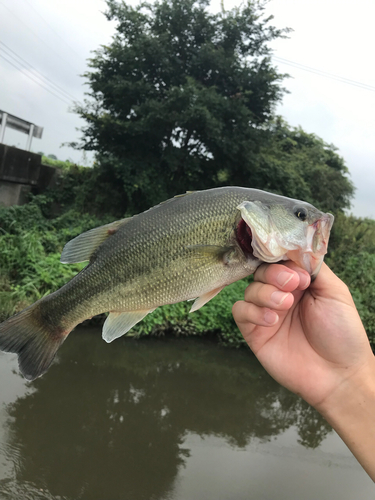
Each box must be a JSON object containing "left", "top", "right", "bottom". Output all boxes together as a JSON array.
[{"left": 0, "top": 187, "right": 334, "bottom": 380}]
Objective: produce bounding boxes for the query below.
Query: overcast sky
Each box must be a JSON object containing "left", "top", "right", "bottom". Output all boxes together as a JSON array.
[{"left": 0, "top": 0, "right": 374, "bottom": 218}]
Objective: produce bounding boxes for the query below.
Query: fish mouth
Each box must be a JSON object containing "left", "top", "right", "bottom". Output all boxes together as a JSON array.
[
  {"left": 236, "top": 218, "right": 254, "bottom": 257},
  {"left": 236, "top": 200, "right": 334, "bottom": 277},
  {"left": 290, "top": 214, "right": 334, "bottom": 278},
  {"left": 306, "top": 214, "right": 334, "bottom": 255}
]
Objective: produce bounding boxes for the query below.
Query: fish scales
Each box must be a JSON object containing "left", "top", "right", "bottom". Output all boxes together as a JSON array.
[{"left": 41, "top": 187, "right": 249, "bottom": 327}]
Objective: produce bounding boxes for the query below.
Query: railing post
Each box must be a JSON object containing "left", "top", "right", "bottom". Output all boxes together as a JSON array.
[
  {"left": 26, "top": 123, "right": 35, "bottom": 151},
  {"left": 0, "top": 112, "right": 8, "bottom": 143}
]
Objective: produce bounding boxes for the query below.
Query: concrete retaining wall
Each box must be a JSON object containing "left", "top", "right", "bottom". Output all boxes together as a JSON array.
[{"left": 0, "top": 144, "right": 59, "bottom": 207}]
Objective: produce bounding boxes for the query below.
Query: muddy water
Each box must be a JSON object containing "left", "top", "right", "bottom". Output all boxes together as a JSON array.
[{"left": 0, "top": 328, "right": 373, "bottom": 499}]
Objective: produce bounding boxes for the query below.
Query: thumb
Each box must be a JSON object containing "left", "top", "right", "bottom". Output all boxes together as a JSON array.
[{"left": 310, "top": 263, "right": 354, "bottom": 306}]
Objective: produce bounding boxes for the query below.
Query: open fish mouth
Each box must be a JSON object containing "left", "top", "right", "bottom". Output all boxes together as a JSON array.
[
  {"left": 289, "top": 214, "right": 334, "bottom": 278},
  {"left": 309, "top": 214, "right": 335, "bottom": 255}
]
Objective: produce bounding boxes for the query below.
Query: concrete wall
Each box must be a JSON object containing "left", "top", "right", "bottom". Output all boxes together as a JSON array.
[
  {"left": 0, "top": 144, "right": 58, "bottom": 207},
  {"left": 0, "top": 181, "right": 32, "bottom": 207},
  {"left": 0, "top": 144, "right": 41, "bottom": 185}
]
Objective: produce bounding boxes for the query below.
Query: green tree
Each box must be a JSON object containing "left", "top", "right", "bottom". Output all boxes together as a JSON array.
[
  {"left": 73, "top": 0, "right": 289, "bottom": 213},
  {"left": 257, "top": 118, "right": 354, "bottom": 212}
]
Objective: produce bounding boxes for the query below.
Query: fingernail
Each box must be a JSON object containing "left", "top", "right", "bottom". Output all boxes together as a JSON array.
[
  {"left": 271, "top": 291, "right": 290, "bottom": 305},
  {"left": 298, "top": 272, "right": 310, "bottom": 289},
  {"left": 264, "top": 310, "right": 278, "bottom": 325},
  {"left": 277, "top": 272, "right": 294, "bottom": 288}
]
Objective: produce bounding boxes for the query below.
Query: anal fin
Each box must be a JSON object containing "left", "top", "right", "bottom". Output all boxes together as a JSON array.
[
  {"left": 189, "top": 287, "right": 225, "bottom": 313},
  {"left": 102, "top": 309, "right": 156, "bottom": 343}
]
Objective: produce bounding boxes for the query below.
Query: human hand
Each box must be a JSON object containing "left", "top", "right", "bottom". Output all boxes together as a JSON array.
[
  {"left": 232, "top": 262, "right": 374, "bottom": 410},
  {"left": 233, "top": 261, "right": 375, "bottom": 481}
]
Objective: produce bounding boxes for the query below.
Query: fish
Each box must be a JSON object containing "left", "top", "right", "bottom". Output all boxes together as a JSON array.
[{"left": 0, "top": 187, "right": 334, "bottom": 380}]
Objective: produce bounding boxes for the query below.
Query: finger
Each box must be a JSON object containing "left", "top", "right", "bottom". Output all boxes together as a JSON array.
[
  {"left": 282, "top": 261, "right": 311, "bottom": 289},
  {"left": 232, "top": 300, "right": 279, "bottom": 329},
  {"left": 254, "top": 262, "right": 311, "bottom": 291},
  {"left": 310, "top": 262, "right": 354, "bottom": 306},
  {"left": 232, "top": 301, "right": 282, "bottom": 353},
  {"left": 244, "top": 281, "right": 294, "bottom": 310}
]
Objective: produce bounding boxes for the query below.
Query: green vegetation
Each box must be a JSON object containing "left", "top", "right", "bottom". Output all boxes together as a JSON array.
[
  {"left": 0, "top": 200, "right": 110, "bottom": 321},
  {"left": 41, "top": 155, "right": 76, "bottom": 169},
  {"left": 325, "top": 213, "right": 375, "bottom": 344},
  {"left": 0, "top": 0, "right": 374, "bottom": 347}
]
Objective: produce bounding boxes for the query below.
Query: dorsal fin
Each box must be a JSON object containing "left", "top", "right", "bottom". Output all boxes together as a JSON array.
[
  {"left": 157, "top": 190, "right": 195, "bottom": 206},
  {"left": 174, "top": 190, "right": 195, "bottom": 198},
  {"left": 60, "top": 218, "right": 130, "bottom": 264}
]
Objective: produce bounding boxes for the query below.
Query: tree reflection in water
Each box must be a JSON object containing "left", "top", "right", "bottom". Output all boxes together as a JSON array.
[{"left": 0, "top": 329, "right": 332, "bottom": 500}]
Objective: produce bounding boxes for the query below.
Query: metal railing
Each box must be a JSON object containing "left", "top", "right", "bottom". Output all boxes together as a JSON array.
[{"left": 0, "top": 110, "right": 43, "bottom": 151}]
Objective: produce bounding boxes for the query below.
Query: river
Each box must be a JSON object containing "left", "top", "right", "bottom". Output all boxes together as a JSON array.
[{"left": 0, "top": 327, "right": 373, "bottom": 499}]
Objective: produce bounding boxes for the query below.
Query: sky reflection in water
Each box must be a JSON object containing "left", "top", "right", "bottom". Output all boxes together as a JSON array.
[{"left": 0, "top": 328, "right": 372, "bottom": 500}]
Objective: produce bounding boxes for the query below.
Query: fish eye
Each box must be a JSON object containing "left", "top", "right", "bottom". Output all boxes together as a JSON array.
[{"left": 293, "top": 207, "right": 307, "bottom": 221}]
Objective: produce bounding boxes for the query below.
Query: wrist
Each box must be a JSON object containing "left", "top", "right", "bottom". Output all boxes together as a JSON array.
[
  {"left": 316, "top": 357, "right": 375, "bottom": 416},
  {"left": 314, "top": 357, "right": 375, "bottom": 481}
]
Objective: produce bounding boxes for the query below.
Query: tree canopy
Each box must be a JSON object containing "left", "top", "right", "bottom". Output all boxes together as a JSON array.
[
  {"left": 256, "top": 118, "right": 354, "bottom": 213},
  {"left": 73, "top": 0, "right": 353, "bottom": 215}
]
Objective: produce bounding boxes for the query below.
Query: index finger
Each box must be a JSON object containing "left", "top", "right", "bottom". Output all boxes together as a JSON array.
[{"left": 254, "top": 262, "right": 311, "bottom": 292}]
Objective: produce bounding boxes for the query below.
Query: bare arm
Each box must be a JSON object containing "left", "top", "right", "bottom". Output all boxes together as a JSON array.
[{"left": 232, "top": 262, "right": 375, "bottom": 481}]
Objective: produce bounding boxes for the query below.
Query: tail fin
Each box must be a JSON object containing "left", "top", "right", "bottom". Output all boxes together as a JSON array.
[{"left": 0, "top": 303, "right": 68, "bottom": 380}]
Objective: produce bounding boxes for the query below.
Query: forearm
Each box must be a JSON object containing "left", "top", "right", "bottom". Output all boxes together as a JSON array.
[{"left": 316, "top": 360, "right": 375, "bottom": 482}]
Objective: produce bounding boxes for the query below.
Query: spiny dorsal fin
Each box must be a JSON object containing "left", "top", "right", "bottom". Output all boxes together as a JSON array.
[
  {"left": 157, "top": 190, "right": 196, "bottom": 207},
  {"left": 174, "top": 190, "right": 195, "bottom": 198},
  {"left": 60, "top": 218, "right": 130, "bottom": 264}
]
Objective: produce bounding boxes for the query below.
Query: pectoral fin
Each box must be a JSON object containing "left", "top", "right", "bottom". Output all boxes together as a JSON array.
[
  {"left": 187, "top": 245, "right": 234, "bottom": 264},
  {"left": 61, "top": 218, "right": 130, "bottom": 264},
  {"left": 102, "top": 309, "right": 156, "bottom": 343},
  {"left": 189, "top": 286, "right": 225, "bottom": 313}
]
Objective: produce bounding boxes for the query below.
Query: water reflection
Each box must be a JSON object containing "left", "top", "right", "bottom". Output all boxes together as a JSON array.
[{"left": 0, "top": 329, "right": 332, "bottom": 500}]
